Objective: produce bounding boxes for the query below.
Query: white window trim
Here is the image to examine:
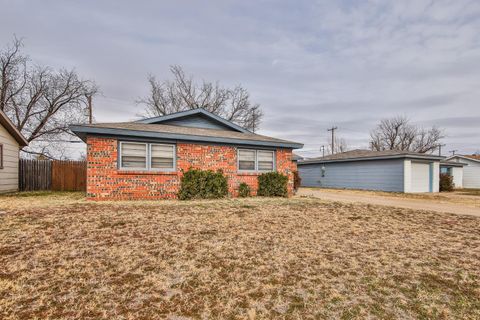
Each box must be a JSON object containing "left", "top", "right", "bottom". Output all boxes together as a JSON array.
[
  {"left": 237, "top": 148, "right": 276, "bottom": 173},
  {"left": 119, "top": 141, "right": 176, "bottom": 172}
]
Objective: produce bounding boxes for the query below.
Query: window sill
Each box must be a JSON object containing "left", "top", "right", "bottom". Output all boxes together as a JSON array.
[
  {"left": 237, "top": 171, "right": 274, "bottom": 176},
  {"left": 116, "top": 170, "right": 177, "bottom": 175}
]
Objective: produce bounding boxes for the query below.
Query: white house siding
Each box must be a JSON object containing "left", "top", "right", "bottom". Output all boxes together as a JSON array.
[
  {"left": 461, "top": 159, "right": 480, "bottom": 188},
  {"left": 406, "top": 160, "right": 439, "bottom": 193},
  {"left": 410, "top": 162, "right": 430, "bottom": 192},
  {"left": 298, "top": 159, "right": 405, "bottom": 192},
  {"left": 451, "top": 167, "right": 463, "bottom": 188},
  {"left": 0, "top": 123, "right": 20, "bottom": 193}
]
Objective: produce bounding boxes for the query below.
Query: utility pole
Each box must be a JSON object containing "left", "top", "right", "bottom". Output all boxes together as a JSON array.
[
  {"left": 327, "top": 126, "right": 338, "bottom": 154},
  {"left": 449, "top": 150, "right": 458, "bottom": 156},
  {"left": 250, "top": 106, "right": 260, "bottom": 133},
  {"left": 86, "top": 95, "right": 93, "bottom": 124},
  {"left": 437, "top": 143, "right": 446, "bottom": 156}
]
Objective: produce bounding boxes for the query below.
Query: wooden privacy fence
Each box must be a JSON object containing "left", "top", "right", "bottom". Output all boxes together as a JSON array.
[{"left": 19, "top": 159, "right": 87, "bottom": 191}]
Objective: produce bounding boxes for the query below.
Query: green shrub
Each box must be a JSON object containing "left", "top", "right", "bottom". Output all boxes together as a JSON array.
[
  {"left": 439, "top": 173, "right": 454, "bottom": 192},
  {"left": 178, "top": 168, "right": 228, "bottom": 200},
  {"left": 238, "top": 182, "right": 251, "bottom": 197},
  {"left": 257, "top": 172, "right": 288, "bottom": 197},
  {"left": 293, "top": 171, "right": 301, "bottom": 191}
]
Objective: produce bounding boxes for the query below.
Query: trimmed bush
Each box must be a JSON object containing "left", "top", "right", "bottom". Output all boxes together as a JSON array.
[
  {"left": 238, "top": 182, "right": 251, "bottom": 197},
  {"left": 178, "top": 169, "right": 228, "bottom": 200},
  {"left": 439, "top": 173, "right": 454, "bottom": 192},
  {"left": 257, "top": 172, "right": 288, "bottom": 197},
  {"left": 293, "top": 171, "right": 301, "bottom": 191}
]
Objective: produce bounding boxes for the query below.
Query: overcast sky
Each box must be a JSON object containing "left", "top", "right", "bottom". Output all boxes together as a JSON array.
[{"left": 1, "top": 0, "right": 479, "bottom": 157}]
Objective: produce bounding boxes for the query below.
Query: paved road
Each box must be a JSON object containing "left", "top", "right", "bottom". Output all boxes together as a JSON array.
[{"left": 297, "top": 188, "right": 480, "bottom": 217}]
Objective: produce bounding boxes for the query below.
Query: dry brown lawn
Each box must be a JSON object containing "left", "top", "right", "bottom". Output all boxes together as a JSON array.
[{"left": 1, "top": 192, "right": 479, "bottom": 319}]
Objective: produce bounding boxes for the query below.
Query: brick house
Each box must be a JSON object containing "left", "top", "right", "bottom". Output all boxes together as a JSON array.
[{"left": 70, "top": 108, "right": 303, "bottom": 200}]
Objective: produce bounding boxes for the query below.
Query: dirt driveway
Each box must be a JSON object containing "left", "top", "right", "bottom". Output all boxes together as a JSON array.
[{"left": 297, "top": 188, "right": 480, "bottom": 217}]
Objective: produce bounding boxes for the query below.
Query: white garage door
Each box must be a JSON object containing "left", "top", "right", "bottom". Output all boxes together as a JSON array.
[{"left": 411, "top": 162, "right": 431, "bottom": 193}]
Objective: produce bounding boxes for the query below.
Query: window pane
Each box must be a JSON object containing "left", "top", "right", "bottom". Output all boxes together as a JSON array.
[
  {"left": 121, "top": 143, "right": 147, "bottom": 168},
  {"left": 258, "top": 151, "right": 274, "bottom": 171},
  {"left": 239, "top": 150, "right": 255, "bottom": 170},
  {"left": 151, "top": 144, "right": 175, "bottom": 169}
]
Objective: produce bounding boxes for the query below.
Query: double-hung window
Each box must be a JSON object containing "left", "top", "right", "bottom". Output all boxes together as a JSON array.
[
  {"left": 238, "top": 149, "right": 275, "bottom": 172},
  {"left": 119, "top": 142, "right": 175, "bottom": 171}
]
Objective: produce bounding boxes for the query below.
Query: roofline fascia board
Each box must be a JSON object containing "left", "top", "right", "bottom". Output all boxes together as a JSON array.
[
  {"left": 136, "top": 108, "right": 251, "bottom": 133},
  {"left": 0, "top": 111, "right": 28, "bottom": 146},
  {"left": 298, "top": 154, "right": 444, "bottom": 165},
  {"left": 440, "top": 162, "right": 466, "bottom": 167},
  {"left": 70, "top": 126, "right": 303, "bottom": 149},
  {"left": 446, "top": 155, "right": 480, "bottom": 164}
]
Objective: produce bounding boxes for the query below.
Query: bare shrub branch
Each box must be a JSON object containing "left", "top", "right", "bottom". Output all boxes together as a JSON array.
[
  {"left": 137, "top": 65, "right": 263, "bottom": 131},
  {"left": 370, "top": 116, "right": 444, "bottom": 153},
  {"left": 0, "top": 37, "right": 98, "bottom": 158}
]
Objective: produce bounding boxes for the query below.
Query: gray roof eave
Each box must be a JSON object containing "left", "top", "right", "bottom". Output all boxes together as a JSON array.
[
  {"left": 446, "top": 155, "right": 480, "bottom": 164},
  {"left": 0, "top": 110, "right": 28, "bottom": 147},
  {"left": 298, "top": 154, "right": 444, "bottom": 165},
  {"left": 440, "top": 161, "right": 466, "bottom": 167},
  {"left": 70, "top": 125, "right": 303, "bottom": 149}
]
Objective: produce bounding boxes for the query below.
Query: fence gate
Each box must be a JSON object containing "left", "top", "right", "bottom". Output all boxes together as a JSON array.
[
  {"left": 52, "top": 160, "right": 87, "bottom": 191},
  {"left": 19, "top": 159, "right": 52, "bottom": 191},
  {"left": 19, "top": 159, "right": 86, "bottom": 192}
]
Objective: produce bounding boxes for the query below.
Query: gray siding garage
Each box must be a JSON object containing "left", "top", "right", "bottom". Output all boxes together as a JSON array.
[
  {"left": 300, "top": 159, "right": 404, "bottom": 192},
  {"left": 298, "top": 149, "right": 442, "bottom": 193}
]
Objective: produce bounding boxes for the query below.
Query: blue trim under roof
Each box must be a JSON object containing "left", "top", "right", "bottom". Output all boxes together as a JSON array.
[
  {"left": 136, "top": 108, "right": 251, "bottom": 133},
  {"left": 70, "top": 125, "right": 303, "bottom": 149}
]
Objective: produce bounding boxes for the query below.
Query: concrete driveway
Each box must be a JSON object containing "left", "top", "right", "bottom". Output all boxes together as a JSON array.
[{"left": 297, "top": 188, "right": 480, "bottom": 217}]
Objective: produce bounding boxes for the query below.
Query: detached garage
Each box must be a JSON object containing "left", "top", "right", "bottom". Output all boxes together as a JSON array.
[
  {"left": 298, "top": 149, "right": 443, "bottom": 193},
  {"left": 447, "top": 155, "right": 480, "bottom": 188}
]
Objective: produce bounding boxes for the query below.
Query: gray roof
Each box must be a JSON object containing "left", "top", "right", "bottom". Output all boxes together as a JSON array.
[
  {"left": 137, "top": 108, "right": 250, "bottom": 133},
  {"left": 0, "top": 109, "right": 28, "bottom": 146},
  {"left": 447, "top": 155, "right": 480, "bottom": 164},
  {"left": 70, "top": 122, "right": 303, "bottom": 149},
  {"left": 299, "top": 149, "right": 444, "bottom": 164}
]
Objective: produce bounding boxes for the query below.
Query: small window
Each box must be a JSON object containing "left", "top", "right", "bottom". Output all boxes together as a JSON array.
[
  {"left": 120, "top": 142, "right": 147, "bottom": 169},
  {"left": 0, "top": 144, "right": 3, "bottom": 169},
  {"left": 150, "top": 144, "right": 175, "bottom": 170},
  {"left": 257, "top": 150, "right": 274, "bottom": 171},
  {"left": 238, "top": 149, "right": 256, "bottom": 171}
]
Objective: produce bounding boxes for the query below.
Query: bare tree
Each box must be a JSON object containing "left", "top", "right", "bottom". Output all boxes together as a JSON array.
[
  {"left": 0, "top": 37, "right": 97, "bottom": 158},
  {"left": 138, "top": 65, "right": 263, "bottom": 131},
  {"left": 370, "top": 116, "right": 443, "bottom": 153},
  {"left": 326, "top": 136, "right": 348, "bottom": 154}
]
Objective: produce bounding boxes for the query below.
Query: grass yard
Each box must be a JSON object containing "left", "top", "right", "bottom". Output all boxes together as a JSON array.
[
  {"left": 457, "top": 189, "right": 480, "bottom": 197},
  {"left": 1, "top": 193, "right": 479, "bottom": 319}
]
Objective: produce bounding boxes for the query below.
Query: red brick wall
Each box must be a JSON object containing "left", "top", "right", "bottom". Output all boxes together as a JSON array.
[{"left": 86, "top": 137, "right": 297, "bottom": 200}]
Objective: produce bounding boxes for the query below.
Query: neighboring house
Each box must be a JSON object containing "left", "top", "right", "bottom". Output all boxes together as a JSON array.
[
  {"left": 70, "top": 108, "right": 303, "bottom": 200},
  {"left": 446, "top": 155, "right": 480, "bottom": 188},
  {"left": 0, "top": 109, "right": 28, "bottom": 193},
  {"left": 298, "top": 149, "right": 443, "bottom": 193},
  {"left": 292, "top": 153, "right": 303, "bottom": 163},
  {"left": 440, "top": 160, "right": 464, "bottom": 189}
]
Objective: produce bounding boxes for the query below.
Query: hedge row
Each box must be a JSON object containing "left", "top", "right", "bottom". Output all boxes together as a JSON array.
[{"left": 178, "top": 169, "right": 289, "bottom": 200}]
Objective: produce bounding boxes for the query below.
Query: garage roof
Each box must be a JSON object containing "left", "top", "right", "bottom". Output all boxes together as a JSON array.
[{"left": 299, "top": 149, "right": 444, "bottom": 164}]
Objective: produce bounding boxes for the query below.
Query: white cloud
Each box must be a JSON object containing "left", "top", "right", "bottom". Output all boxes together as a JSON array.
[{"left": 0, "top": 0, "right": 479, "bottom": 157}]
